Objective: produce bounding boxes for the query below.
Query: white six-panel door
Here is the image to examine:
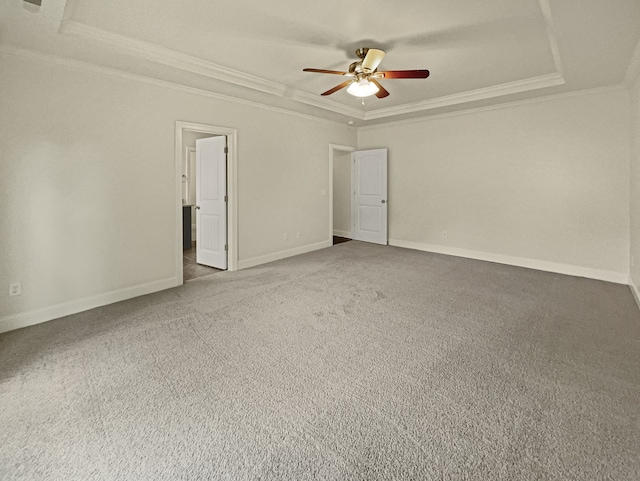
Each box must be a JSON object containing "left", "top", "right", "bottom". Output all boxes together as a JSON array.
[
  {"left": 196, "top": 136, "right": 227, "bottom": 269},
  {"left": 352, "top": 149, "right": 388, "bottom": 245}
]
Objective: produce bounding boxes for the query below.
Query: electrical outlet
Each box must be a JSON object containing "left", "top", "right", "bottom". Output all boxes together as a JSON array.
[
  {"left": 283, "top": 232, "right": 288, "bottom": 241},
  {"left": 9, "top": 282, "right": 21, "bottom": 297},
  {"left": 320, "top": 189, "right": 326, "bottom": 196},
  {"left": 297, "top": 231, "right": 301, "bottom": 239},
  {"left": 442, "top": 231, "right": 447, "bottom": 238}
]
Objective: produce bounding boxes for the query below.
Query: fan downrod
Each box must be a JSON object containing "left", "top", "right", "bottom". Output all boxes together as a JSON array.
[{"left": 355, "top": 48, "right": 369, "bottom": 60}]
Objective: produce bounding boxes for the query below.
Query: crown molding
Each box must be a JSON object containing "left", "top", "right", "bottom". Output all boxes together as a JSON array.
[
  {"left": 538, "top": 0, "right": 564, "bottom": 76},
  {"left": 624, "top": 36, "right": 640, "bottom": 87},
  {"left": 61, "top": 20, "right": 289, "bottom": 97},
  {"left": 0, "top": 44, "right": 347, "bottom": 127},
  {"left": 364, "top": 0, "right": 565, "bottom": 121},
  {"left": 58, "top": 0, "right": 569, "bottom": 124},
  {"left": 358, "top": 84, "right": 626, "bottom": 131},
  {"left": 8, "top": 0, "right": 578, "bottom": 124},
  {"left": 60, "top": 20, "right": 366, "bottom": 119},
  {"left": 364, "top": 72, "right": 565, "bottom": 120}
]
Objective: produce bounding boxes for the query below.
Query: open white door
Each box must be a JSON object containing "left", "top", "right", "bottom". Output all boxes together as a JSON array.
[
  {"left": 352, "top": 148, "right": 388, "bottom": 245},
  {"left": 196, "top": 136, "right": 227, "bottom": 269}
]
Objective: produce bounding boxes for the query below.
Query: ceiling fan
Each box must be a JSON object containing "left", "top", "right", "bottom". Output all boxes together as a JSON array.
[{"left": 303, "top": 48, "right": 430, "bottom": 99}]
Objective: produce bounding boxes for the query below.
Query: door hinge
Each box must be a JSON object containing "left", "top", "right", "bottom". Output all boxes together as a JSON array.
[
  {"left": 224, "top": 146, "right": 228, "bottom": 154},
  {"left": 225, "top": 244, "right": 228, "bottom": 251},
  {"left": 224, "top": 195, "right": 228, "bottom": 202}
]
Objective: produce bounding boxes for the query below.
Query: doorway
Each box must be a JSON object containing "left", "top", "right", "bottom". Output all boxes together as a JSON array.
[
  {"left": 329, "top": 144, "right": 355, "bottom": 245},
  {"left": 175, "top": 121, "right": 238, "bottom": 285},
  {"left": 182, "top": 135, "right": 224, "bottom": 280},
  {"left": 329, "top": 145, "right": 389, "bottom": 247}
]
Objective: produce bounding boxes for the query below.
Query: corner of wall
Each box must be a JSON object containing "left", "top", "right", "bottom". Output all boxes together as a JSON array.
[{"left": 629, "top": 64, "right": 640, "bottom": 311}]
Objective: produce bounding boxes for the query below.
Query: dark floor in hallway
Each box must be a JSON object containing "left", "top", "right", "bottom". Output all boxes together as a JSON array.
[
  {"left": 183, "top": 242, "right": 222, "bottom": 281},
  {"left": 333, "top": 236, "right": 351, "bottom": 245}
]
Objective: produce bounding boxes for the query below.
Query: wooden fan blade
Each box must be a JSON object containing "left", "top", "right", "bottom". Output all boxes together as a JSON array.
[
  {"left": 303, "top": 68, "right": 350, "bottom": 75},
  {"left": 361, "top": 48, "right": 386, "bottom": 72},
  {"left": 321, "top": 80, "right": 353, "bottom": 96},
  {"left": 378, "top": 69, "right": 430, "bottom": 79},
  {"left": 369, "top": 79, "right": 390, "bottom": 98}
]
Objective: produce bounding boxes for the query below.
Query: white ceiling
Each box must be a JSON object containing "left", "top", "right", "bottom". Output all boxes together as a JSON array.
[{"left": 1, "top": 0, "right": 639, "bottom": 125}]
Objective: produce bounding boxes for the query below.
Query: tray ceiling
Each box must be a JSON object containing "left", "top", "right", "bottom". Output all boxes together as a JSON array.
[{"left": 1, "top": 0, "right": 639, "bottom": 124}]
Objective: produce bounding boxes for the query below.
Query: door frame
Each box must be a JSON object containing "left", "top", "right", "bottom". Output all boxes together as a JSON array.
[
  {"left": 175, "top": 121, "right": 238, "bottom": 284},
  {"left": 328, "top": 144, "right": 356, "bottom": 241},
  {"left": 185, "top": 146, "right": 196, "bottom": 241}
]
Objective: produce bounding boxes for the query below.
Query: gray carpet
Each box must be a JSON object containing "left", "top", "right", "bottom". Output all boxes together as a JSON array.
[{"left": 1, "top": 241, "right": 640, "bottom": 480}]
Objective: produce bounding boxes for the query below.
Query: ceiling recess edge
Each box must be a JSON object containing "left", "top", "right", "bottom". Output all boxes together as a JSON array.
[{"left": 52, "top": 0, "right": 568, "bottom": 122}]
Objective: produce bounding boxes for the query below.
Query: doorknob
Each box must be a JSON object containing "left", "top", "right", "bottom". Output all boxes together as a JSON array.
[
  {"left": 381, "top": 200, "right": 386, "bottom": 204},
  {"left": 195, "top": 206, "right": 201, "bottom": 210}
]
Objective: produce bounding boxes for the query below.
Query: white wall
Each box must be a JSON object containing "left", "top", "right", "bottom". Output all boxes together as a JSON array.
[
  {"left": 630, "top": 76, "right": 640, "bottom": 297},
  {"left": 1, "top": 48, "right": 635, "bottom": 332},
  {"left": 0, "top": 52, "right": 355, "bottom": 328},
  {"left": 333, "top": 151, "right": 352, "bottom": 237},
  {"left": 359, "top": 89, "right": 631, "bottom": 282}
]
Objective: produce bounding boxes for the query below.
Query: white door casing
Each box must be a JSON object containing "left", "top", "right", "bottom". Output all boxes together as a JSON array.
[
  {"left": 196, "top": 136, "right": 227, "bottom": 269},
  {"left": 181, "top": 148, "right": 190, "bottom": 204},
  {"left": 186, "top": 146, "right": 196, "bottom": 206},
  {"left": 329, "top": 144, "right": 356, "bottom": 241},
  {"left": 352, "top": 148, "right": 388, "bottom": 245},
  {"left": 187, "top": 147, "right": 197, "bottom": 239}
]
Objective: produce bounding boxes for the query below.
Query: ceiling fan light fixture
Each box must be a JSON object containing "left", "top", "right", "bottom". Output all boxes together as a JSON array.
[
  {"left": 304, "top": 48, "right": 429, "bottom": 99},
  {"left": 347, "top": 78, "right": 379, "bottom": 97}
]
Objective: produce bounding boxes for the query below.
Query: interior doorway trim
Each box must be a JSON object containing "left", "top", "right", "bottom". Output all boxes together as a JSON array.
[
  {"left": 175, "top": 121, "right": 238, "bottom": 284},
  {"left": 329, "top": 144, "right": 356, "bottom": 241}
]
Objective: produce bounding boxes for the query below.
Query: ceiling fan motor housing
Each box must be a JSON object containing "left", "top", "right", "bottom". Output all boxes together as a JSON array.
[{"left": 349, "top": 62, "right": 364, "bottom": 75}]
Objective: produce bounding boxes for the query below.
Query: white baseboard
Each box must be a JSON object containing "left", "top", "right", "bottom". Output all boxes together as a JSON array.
[
  {"left": 629, "top": 278, "right": 640, "bottom": 311},
  {"left": 333, "top": 230, "right": 352, "bottom": 238},
  {"left": 238, "top": 240, "right": 332, "bottom": 270},
  {"left": 388, "top": 239, "right": 629, "bottom": 285},
  {"left": 0, "top": 277, "right": 179, "bottom": 334}
]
